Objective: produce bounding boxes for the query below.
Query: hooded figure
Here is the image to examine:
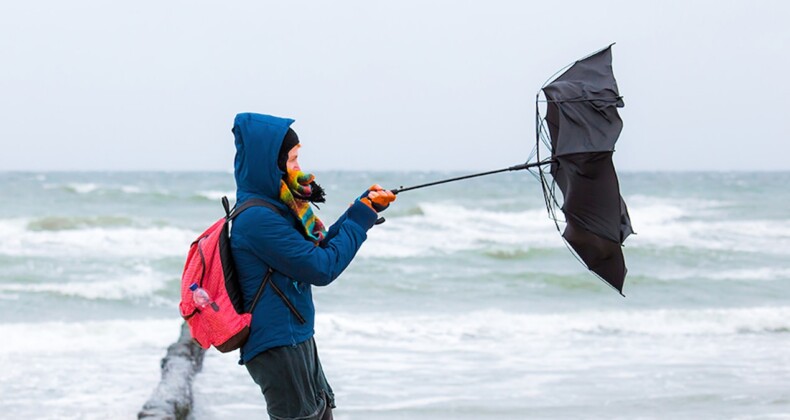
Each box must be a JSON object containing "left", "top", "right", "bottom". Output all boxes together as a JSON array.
[{"left": 230, "top": 113, "right": 394, "bottom": 420}]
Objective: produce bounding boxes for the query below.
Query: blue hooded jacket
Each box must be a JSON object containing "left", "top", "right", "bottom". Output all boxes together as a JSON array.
[{"left": 230, "top": 113, "right": 377, "bottom": 364}]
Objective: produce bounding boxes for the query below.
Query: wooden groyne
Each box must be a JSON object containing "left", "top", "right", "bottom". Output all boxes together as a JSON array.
[{"left": 138, "top": 322, "right": 205, "bottom": 420}]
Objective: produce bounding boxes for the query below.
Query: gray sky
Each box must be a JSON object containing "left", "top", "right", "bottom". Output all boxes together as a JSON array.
[{"left": 1, "top": 1, "right": 788, "bottom": 171}]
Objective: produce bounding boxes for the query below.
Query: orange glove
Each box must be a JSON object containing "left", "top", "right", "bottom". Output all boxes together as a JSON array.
[{"left": 360, "top": 184, "right": 396, "bottom": 212}]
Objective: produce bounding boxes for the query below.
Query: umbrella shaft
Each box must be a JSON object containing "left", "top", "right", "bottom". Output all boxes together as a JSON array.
[{"left": 392, "top": 160, "right": 553, "bottom": 194}]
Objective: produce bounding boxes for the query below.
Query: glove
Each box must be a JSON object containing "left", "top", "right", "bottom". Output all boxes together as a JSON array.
[{"left": 359, "top": 184, "right": 396, "bottom": 212}]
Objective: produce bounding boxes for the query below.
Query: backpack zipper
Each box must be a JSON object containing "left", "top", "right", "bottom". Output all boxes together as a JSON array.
[{"left": 196, "top": 236, "right": 208, "bottom": 287}]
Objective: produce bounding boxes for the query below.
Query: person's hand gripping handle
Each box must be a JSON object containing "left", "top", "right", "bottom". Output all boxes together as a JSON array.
[{"left": 359, "top": 184, "right": 396, "bottom": 224}]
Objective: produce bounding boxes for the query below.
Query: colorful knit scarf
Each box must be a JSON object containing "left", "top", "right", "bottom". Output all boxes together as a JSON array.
[{"left": 279, "top": 169, "right": 327, "bottom": 244}]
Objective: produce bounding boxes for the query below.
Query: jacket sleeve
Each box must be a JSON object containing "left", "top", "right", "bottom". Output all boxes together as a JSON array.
[
  {"left": 236, "top": 200, "right": 378, "bottom": 286},
  {"left": 321, "top": 191, "right": 380, "bottom": 246},
  {"left": 320, "top": 206, "right": 352, "bottom": 247}
]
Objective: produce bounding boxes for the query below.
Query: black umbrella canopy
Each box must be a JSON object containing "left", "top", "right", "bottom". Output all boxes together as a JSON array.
[
  {"left": 390, "top": 45, "right": 633, "bottom": 295},
  {"left": 541, "top": 45, "right": 633, "bottom": 294}
]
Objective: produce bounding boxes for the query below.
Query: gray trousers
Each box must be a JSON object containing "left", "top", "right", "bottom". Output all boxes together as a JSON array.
[{"left": 245, "top": 337, "right": 335, "bottom": 420}]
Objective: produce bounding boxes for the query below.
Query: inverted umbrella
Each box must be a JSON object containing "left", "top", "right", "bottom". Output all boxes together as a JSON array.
[
  {"left": 391, "top": 44, "right": 633, "bottom": 295},
  {"left": 540, "top": 45, "right": 633, "bottom": 294}
]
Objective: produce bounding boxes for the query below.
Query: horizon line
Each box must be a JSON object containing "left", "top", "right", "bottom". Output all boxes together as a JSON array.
[{"left": 2, "top": 168, "right": 790, "bottom": 174}]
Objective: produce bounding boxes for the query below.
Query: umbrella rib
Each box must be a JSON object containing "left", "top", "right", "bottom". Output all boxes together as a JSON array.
[{"left": 537, "top": 96, "right": 623, "bottom": 104}]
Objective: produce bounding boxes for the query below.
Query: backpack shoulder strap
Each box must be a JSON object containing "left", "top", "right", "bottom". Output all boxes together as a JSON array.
[
  {"left": 228, "top": 197, "right": 282, "bottom": 220},
  {"left": 221, "top": 196, "right": 305, "bottom": 323}
]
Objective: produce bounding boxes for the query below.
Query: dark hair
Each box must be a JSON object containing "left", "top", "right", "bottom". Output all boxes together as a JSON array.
[
  {"left": 277, "top": 127, "right": 300, "bottom": 172},
  {"left": 278, "top": 127, "right": 326, "bottom": 204}
]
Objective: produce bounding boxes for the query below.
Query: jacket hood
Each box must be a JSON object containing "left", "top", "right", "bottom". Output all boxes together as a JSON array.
[{"left": 233, "top": 113, "right": 294, "bottom": 204}]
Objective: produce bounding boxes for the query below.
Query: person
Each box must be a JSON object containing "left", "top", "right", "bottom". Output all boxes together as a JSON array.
[{"left": 229, "top": 113, "right": 395, "bottom": 420}]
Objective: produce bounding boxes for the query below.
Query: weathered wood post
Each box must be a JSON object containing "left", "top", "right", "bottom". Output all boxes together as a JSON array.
[{"left": 138, "top": 322, "right": 205, "bottom": 420}]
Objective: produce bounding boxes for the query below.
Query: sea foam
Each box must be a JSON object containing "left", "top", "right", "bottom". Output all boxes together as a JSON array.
[
  {"left": 360, "top": 202, "right": 562, "bottom": 258},
  {"left": 0, "top": 218, "right": 195, "bottom": 258},
  {"left": 0, "top": 265, "right": 170, "bottom": 300},
  {"left": 0, "top": 318, "right": 182, "bottom": 354},
  {"left": 316, "top": 306, "right": 790, "bottom": 347},
  {"left": 196, "top": 190, "right": 235, "bottom": 201},
  {"left": 360, "top": 195, "right": 790, "bottom": 260}
]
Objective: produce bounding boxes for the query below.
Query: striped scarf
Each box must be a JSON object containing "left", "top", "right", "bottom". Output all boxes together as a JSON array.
[{"left": 279, "top": 170, "right": 327, "bottom": 244}]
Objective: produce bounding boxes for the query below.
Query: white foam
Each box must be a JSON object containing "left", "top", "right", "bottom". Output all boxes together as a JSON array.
[
  {"left": 120, "top": 185, "right": 143, "bottom": 194},
  {"left": 361, "top": 202, "right": 562, "bottom": 258},
  {"left": 0, "top": 218, "right": 196, "bottom": 258},
  {"left": 626, "top": 195, "right": 689, "bottom": 224},
  {"left": 197, "top": 190, "right": 234, "bottom": 201},
  {"left": 0, "top": 265, "right": 169, "bottom": 300},
  {"left": 1, "top": 318, "right": 184, "bottom": 419},
  {"left": 66, "top": 182, "right": 100, "bottom": 194},
  {"left": 628, "top": 216, "right": 790, "bottom": 255},
  {"left": 303, "top": 306, "right": 790, "bottom": 415},
  {"left": 316, "top": 306, "right": 790, "bottom": 348},
  {"left": 42, "top": 182, "right": 171, "bottom": 197},
  {"left": 655, "top": 266, "right": 790, "bottom": 282},
  {"left": 627, "top": 194, "right": 728, "bottom": 213},
  {"left": 188, "top": 305, "right": 790, "bottom": 417},
  {"left": 0, "top": 318, "right": 182, "bottom": 355},
  {"left": 618, "top": 195, "right": 790, "bottom": 255},
  {"left": 359, "top": 195, "right": 790, "bottom": 260}
]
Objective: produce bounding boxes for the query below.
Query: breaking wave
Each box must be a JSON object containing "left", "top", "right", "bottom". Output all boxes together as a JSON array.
[
  {"left": 0, "top": 218, "right": 195, "bottom": 258},
  {"left": 43, "top": 181, "right": 175, "bottom": 198},
  {"left": 359, "top": 196, "right": 790, "bottom": 259},
  {"left": 26, "top": 216, "right": 137, "bottom": 231},
  {"left": 317, "top": 306, "right": 790, "bottom": 346},
  {"left": 0, "top": 318, "right": 182, "bottom": 355},
  {"left": 194, "top": 190, "right": 235, "bottom": 202},
  {"left": 360, "top": 202, "right": 561, "bottom": 258},
  {"left": 0, "top": 266, "right": 172, "bottom": 300}
]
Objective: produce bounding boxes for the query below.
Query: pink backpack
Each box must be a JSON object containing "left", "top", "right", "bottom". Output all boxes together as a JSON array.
[{"left": 179, "top": 197, "right": 304, "bottom": 352}]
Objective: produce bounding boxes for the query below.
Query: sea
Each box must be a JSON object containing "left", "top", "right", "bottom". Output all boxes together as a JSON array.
[{"left": 1, "top": 170, "right": 788, "bottom": 420}]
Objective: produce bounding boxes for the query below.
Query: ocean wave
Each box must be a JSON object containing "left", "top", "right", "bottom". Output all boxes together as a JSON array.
[
  {"left": 627, "top": 216, "right": 790, "bottom": 255},
  {"left": 317, "top": 307, "right": 790, "bottom": 346},
  {"left": 0, "top": 266, "right": 170, "bottom": 300},
  {"left": 0, "top": 218, "right": 196, "bottom": 258},
  {"left": 388, "top": 205, "right": 425, "bottom": 217},
  {"left": 63, "top": 182, "right": 100, "bottom": 194},
  {"left": 194, "top": 190, "right": 235, "bottom": 202},
  {"left": 591, "top": 195, "right": 790, "bottom": 256},
  {"left": 360, "top": 202, "right": 562, "bottom": 258},
  {"left": 531, "top": 272, "right": 615, "bottom": 291},
  {"left": 359, "top": 196, "right": 790, "bottom": 260},
  {"left": 26, "top": 215, "right": 136, "bottom": 231},
  {"left": 642, "top": 266, "right": 790, "bottom": 282},
  {"left": 43, "top": 182, "right": 174, "bottom": 198},
  {"left": 0, "top": 318, "right": 182, "bottom": 354},
  {"left": 120, "top": 185, "right": 143, "bottom": 194},
  {"left": 627, "top": 194, "right": 729, "bottom": 213},
  {"left": 483, "top": 247, "right": 559, "bottom": 260}
]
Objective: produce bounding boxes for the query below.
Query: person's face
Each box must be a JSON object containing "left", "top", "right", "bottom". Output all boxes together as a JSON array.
[{"left": 286, "top": 145, "right": 301, "bottom": 172}]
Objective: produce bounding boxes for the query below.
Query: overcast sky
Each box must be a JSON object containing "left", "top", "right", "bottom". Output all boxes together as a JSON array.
[{"left": 1, "top": 1, "right": 788, "bottom": 172}]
